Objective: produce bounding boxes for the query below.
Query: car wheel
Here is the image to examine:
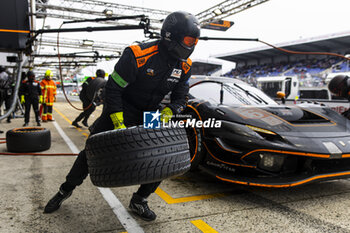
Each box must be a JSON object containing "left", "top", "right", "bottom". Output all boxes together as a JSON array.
[
  {"left": 6, "top": 127, "right": 51, "bottom": 152},
  {"left": 185, "top": 122, "right": 207, "bottom": 171},
  {"left": 85, "top": 126, "right": 191, "bottom": 187}
]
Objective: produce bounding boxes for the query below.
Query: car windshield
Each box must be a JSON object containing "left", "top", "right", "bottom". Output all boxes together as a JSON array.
[{"left": 189, "top": 80, "right": 278, "bottom": 106}]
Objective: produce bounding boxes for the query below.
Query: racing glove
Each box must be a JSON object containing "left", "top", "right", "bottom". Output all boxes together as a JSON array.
[
  {"left": 39, "top": 95, "right": 43, "bottom": 104},
  {"left": 110, "top": 112, "right": 126, "bottom": 129},
  {"left": 20, "top": 95, "right": 25, "bottom": 104},
  {"left": 160, "top": 107, "right": 173, "bottom": 123}
]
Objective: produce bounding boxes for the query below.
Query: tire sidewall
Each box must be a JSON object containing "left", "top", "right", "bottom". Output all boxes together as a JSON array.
[{"left": 6, "top": 127, "right": 51, "bottom": 152}]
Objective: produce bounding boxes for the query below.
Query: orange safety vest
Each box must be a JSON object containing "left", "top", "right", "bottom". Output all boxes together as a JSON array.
[{"left": 40, "top": 79, "right": 57, "bottom": 105}]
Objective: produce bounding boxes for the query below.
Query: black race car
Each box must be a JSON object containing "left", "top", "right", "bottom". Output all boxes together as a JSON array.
[{"left": 182, "top": 76, "right": 350, "bottom": 187}]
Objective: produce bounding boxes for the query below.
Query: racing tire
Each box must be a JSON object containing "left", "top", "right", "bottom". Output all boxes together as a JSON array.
[
  {"left": 85, "top": 78, "right": 106, "bottom": 102},
  {"left": 6, "top": 127, "right": 51, "bottom": 152},
  {"left": 185, "top": 124, "right": 207, "bottom": 171},
  {"left": 85, "top": 126, "right": 191, "bottom": 187}
]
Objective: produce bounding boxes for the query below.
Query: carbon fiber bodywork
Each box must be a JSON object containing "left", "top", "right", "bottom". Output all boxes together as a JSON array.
[{"left": 184, "top": 76, "right": 350, "bottom": 187}]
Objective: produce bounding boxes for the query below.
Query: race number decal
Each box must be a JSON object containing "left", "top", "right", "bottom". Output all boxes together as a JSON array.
[
  {"left": 232, "top": 108, "right": 283, "bottom": 126},
  {"left": 232, "top": 108, "right": 268, "bottom": 119},
  {"left": 260, "top": 116, "right": 283, "bottom": 126}
]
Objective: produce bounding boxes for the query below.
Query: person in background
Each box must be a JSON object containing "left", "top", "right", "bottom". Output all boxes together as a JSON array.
[
  {"left": 40, "top": 70, "right": 57, "bottom": 122},
  {"left": 44, "top": 11, "right": 200, "bottom": 221},
  {"left": 20, "top": 71, "right": 42, "bottom": 126},
  {"left": 0, "top": 65, "right": 13, "bottom": 124},
  {"left": 328, "top": 74, "right": 350, "bottom": 118},
  {"left": 71, "top": 69, "right": 105, "bottom": 128}
]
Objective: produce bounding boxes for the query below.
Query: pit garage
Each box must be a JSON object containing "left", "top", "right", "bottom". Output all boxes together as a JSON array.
[{"left": 1, "top": 0, "right": 350, "bottom": 233}]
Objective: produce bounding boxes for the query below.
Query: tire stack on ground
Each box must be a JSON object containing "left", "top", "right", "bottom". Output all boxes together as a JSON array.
[
  {"left": 6, "top": 127, "right": 51, "bottom": 152},
  {"left": 85, "top": 126, "right": 191, "bottom": 187}
]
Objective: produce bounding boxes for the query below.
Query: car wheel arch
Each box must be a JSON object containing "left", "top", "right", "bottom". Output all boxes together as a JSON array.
[{"left": 184, "top": 105, "right": 208, "bottom": 170}]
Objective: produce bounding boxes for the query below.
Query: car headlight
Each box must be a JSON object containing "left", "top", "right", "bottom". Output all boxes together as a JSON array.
[
  {"left": 221, "top": 121, "right": 278, "bottom": 140},
  {"left": 245, "top": 125, "right": 276, "bottom": 135},
  {"left": 258, "top": 153, "right": 285, "bottom": 172}
]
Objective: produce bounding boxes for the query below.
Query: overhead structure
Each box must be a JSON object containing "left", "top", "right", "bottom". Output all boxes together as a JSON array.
[
  {"left": 31, "top": 0, "right": 270, "bottom": 74},
  {"left": 31, "top": 36, "right": 125, "bottom": 73},
  {"left": 35, "top": 0, "right": 270, "bottom": 27},
  {"left": 196, "top": 0, "right": 270, "bottom": 24},
  {"left": 35, "top": 0, "right": 169, "bottom": 27},
  {"left": 38, "top": 36, "right": 127, "bottom": 53}
]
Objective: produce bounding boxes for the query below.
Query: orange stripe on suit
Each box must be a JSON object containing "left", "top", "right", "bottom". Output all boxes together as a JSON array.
[{"left": 40, "top": 79, "right": 57, "bottom": 104}]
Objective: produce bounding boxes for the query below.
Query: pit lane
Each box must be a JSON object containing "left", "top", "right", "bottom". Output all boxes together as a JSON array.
[{"left": 1, "top": 99, "right": 350, "bottom": 233}]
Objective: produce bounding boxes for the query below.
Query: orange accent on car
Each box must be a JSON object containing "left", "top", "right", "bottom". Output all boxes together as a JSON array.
[
  {"left": 186, "top": 104, "right": 205, "bottom": 136},
  {"left": 195, "top": 101, "right": 207, "bottom": 108},
  {"left": 203, "top": 142, "right": 256, "bottom": 168},
  {"left": 190, "top": 126, "right": 198, "bottom": 163},
  {"left": 214, "top": 138, "right": 240, "bottom": 154},
  {"left": 216, "top": 171, "right": 350, "bottom": 188},
  {"left": 241, "top": 148, "right": 330, "bottom": 160},
  {"left": 186, "top": 105, "right": 203, "bottom": 121}
]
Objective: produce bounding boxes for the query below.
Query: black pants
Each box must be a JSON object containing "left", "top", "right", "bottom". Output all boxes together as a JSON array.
[
  {"left": 24, "top": 97, "right": 40, "bottom": 123},
  {"left": 73, "top": 99, "right": 96, "bottom": 124},
  {"left": 0, "top": 89, "right": 12, "bottom": 121},
  {"left": 61, "top": 109, "right": 161, "bottom": 198}
]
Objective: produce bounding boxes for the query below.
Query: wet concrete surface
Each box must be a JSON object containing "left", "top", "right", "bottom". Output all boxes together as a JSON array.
[{"left": 1, "top": 99, "right": 350, "bottom": 233}]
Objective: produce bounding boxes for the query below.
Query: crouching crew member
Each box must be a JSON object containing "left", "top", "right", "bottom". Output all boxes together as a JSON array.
[{"left": 44, "top": 11, "right": 200, "bottom": 221}]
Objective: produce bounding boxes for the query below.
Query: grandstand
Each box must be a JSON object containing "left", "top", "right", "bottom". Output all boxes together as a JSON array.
[
  {"left": 191, "top": 59, "right": 222, "bottom": 76},
  {"left": 215, "top": 31, "right": 350, "bottom": 87}
]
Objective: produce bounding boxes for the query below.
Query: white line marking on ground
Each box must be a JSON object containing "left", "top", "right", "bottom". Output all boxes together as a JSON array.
[
  {"left": 52, "top": 121, "right": 144, "bottom": 233},
  {"left": 53, "top": 121, "right": 80, "bottom": 154},
  {"left": 98, "top": 187, "right": 145, "bottom": 233}
]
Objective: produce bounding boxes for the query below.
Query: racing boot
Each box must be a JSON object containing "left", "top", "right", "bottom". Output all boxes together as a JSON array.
[
  {"left": 72, "top": 120, "right": 82, "bottom": 128},
  {"left": 44, "top": 187, "right": 72, "bottom": 213},
  {"left": 82, "top": 120, "right": 89, "bottom": 127},
  {"left": 129, "top": 193, "right": 156, "bottom": 221}
]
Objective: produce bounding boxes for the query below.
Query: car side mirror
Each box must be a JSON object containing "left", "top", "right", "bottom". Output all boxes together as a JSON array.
[{"left": 276, "top": 91, "right": 286, "bottom": 104}]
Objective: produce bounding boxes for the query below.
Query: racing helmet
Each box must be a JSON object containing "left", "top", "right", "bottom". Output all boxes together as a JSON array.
[
  {"left": 161, "top": 11, "right": 200, "bottom": 61},
  {"left": 96, "top": 69, "right": 105, "bottom": 78},
  {"left": 0, "top": 66, "right": 5, "bottom": 73},
  {"left": 328, "top": 75, "right": 350, "bottom": 98},
  {"left": 27, "top": 70, "right": 35, "bottom": 80},
  {"left": 45, "top": 69, "right": 53, "bottom": 79}
]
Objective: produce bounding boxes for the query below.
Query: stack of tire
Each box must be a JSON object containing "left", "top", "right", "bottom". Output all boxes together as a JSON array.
[{"left": 85, "top": 126, "right": 191, "bottom": 187}]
